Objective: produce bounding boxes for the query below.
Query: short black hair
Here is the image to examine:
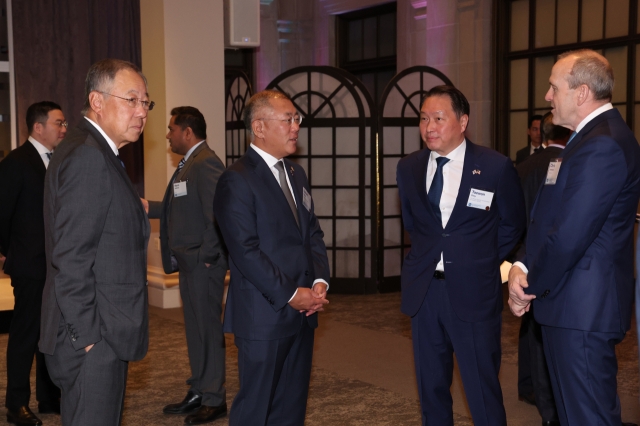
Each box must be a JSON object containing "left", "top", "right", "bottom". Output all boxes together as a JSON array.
[
  {"left": 171, "top": 106, "right": 207, "bottom": 140},
  {"left": 541, "top": 112, "right": 571, "bottom": 142},
  {"left": 528, "top": 114, "right": 543, "bottom": 128},
  {"left": 420, "top": 85, "right": 470, "bottom": 120},
  {"left": 26, "top": 101, "right": 62, "bottom": 134}
]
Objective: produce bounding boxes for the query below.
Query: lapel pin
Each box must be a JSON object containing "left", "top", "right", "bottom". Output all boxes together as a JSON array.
[
  {"left": 473, "top": 169, "right": 481, "bottom": 175},
  {"left": 290, "top": 166, "right": 295, "bottom": 176}
]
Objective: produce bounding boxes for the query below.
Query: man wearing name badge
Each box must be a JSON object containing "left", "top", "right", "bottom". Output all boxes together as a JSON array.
[
  {"left": 142, "top": 106, "right": 228, "bottom": 425},
  {"left": 39, "top": 58, "right": 152, "bottom": 426},
  {"left": 508, "top": 49, "right": 640, "bottom": 426},
  {"left": 213, "top": 89, "right": 330, "bottom": 425},
  {"left": 0, "top": 101, "right": 66, "bottom": 426},
  {"left": 396, "top": 85, "right": 525, "bottom": 426}
]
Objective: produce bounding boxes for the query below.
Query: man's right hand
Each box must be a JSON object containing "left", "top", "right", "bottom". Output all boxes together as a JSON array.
[
  {"left": 289, "top": 287, "right": 328, "bottom": 312},
  {"left": 508, "top": 265, "right": 535, "bottom": 317}
]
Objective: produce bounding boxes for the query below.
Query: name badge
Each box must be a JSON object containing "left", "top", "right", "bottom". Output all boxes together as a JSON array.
[
  {"left": 302, "top": 187, "right": 312, "bottom": 212},
  {"left": 173, "top": 181, "right": 187, "bottom": 197},
  {"left": 545, "top": 159, "right": 562, "bottom": 185},
  {"left": 467, "top": 188, "right": 494, "bottom": 211}
]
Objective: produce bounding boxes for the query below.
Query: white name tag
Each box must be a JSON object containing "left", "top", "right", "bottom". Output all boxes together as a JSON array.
[
  {"left": 173, "top": 181, "right": 187, "bottom": 197},
  {"left": 545, "top": 159, "right": 562, "bottom": 185},
  {"left": 302, "top": 187, "right": 312, "bottom": 211},
  {"left": 467, "top": 188, "right": 494, "bottom": 211}
]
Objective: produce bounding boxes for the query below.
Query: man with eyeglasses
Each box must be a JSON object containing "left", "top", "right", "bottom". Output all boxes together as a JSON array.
[
  {"left": 214, "top": 89, "right": 329, "bottom": 425},
  {"left": 141, "top": 107, "right": 228, "bottom": 425},
  {"left": 0, "top": 101, "right": 66, "bottom": 426},
  {"left": 39, "top": 59, "right": 152, "bottom": 426}
]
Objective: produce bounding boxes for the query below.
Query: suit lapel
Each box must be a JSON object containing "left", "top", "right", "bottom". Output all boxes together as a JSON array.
[
  {"left": 175, "top": 142, "right": 207, "bottom": 182},
  {"left": 411, "top": 148, "right": 440, "bottom": 223}
]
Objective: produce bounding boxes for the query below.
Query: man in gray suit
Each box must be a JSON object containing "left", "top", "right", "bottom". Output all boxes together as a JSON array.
[
  {"left": 39, "top": 59, "right": 152, "bottom": 426},
  {"left": 143, "top": 107, "right": 227, "bottom": 425}
]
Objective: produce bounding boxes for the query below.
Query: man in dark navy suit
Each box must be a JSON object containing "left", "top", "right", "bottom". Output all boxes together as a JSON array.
[
  {"left": 0, "top": 101, "right": 65, "bottom": 426},
  {"left": 509, "top": 49, "right": 640, "bottom": 426},
  {"left": 396, "top": 85, "right": 525, "bottom": 426},
  {"left": 213, "top": 90, "right": 330, "bottom": 426}
]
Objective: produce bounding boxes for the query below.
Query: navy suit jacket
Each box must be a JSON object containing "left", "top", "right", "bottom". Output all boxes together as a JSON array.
[
  {"left": 522, "top": 108, "right": 640, "bottom": 333},
  {"left": 213, "top": 147, "right": 330, "bottom": 341},
  {"left": 397, "top": 140, "right": 526, "bottom": 322}
]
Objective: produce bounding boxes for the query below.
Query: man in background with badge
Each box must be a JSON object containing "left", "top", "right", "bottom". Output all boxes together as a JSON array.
[
  {"left": 143, "top": 107, "right": 228, "bottom": 425},
  {"left": 508, "top": 49, "right": 640, "bottom": 426},
  {"left": 396, "top": 85, "right": 526, "bottom": 426}
]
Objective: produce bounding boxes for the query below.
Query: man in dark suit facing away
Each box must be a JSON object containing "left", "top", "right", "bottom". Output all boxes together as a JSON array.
[
  {"left": 509, "top": 49, "right": 640, "bottom": 426},
  {"left": 515, "top": 111, "right": 570, "bottom": 426},
  {"left": 143, "top": 107, "right": 228, "bottom": 424},
  {"left": 39, "top": 59, "right": 152, "bottom": 426},
  {"left": 214, "top": 90, "right": 330, "bottom": 425},
  {"left": 396, "top": 85, "right": 526, "bottom": 426},
  {"left": 0, "top": 102, "right": 66, "bottom": 425}
]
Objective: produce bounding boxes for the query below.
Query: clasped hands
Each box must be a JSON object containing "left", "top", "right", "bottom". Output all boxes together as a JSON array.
[
  {"left": 507, "top": 265, "right": 536, "bottom": 317},
  {"left": 289, "top": 283, "right": 329, "bottom": 317}
]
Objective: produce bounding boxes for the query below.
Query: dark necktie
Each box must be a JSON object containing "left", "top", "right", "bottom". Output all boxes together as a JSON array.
[
  {"left": 274, "top": 161, "right": 299, "bottom": 228},
  {"left": 46, "top": 152, "right": 52, "bottom": 161},
  {"left": 428, "top": 156, "right": 450, "bottom": 222},
  {"left": 533, "top": 146, "right": 542, "bottom": 153},
  {"left": 116, "top": 154, "right": 125, "bottom": 169}
]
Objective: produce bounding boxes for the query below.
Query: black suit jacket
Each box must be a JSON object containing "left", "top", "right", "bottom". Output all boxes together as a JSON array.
[
  {"left": 0, "top": 141, "right": 47, "bottom": 280},
  {"left": 516, "top": 146, "right": 564, "bottom": 222},
  {"left": 39, "top": 119, "right": 150, "bottom": 361}
]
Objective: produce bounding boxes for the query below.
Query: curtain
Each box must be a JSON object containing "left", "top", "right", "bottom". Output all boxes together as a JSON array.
[{"left": 12, "top": 0, "right": 145, "bottom": 196}]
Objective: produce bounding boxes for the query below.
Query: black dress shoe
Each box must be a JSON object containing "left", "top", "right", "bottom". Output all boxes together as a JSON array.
[
  {"left": 163, "top": 391, "right": 202, "bottom": 415},
  {"left": 37, "top": 400, "right": 60, "bottom": 414},
  {"left": 518, "top": 392, "right": 536, "bottom": 406},
  {"left": 6, "top": 406, "right": 43, "bottom": 426},
  {"left": 542, "top": 421, "right": 560, "bottom": 426},
  {"left": 184, "top": 404, "right": 227, "bottom": 425}
]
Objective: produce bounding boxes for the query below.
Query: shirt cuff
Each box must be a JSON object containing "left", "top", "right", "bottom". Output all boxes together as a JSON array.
[
  {"left": 312, "top": 279, "right": 329, "bottom": 292},
  {"left": 287, "top": 288, "right": 298, "bottom": 303},
  {"left": 512, "top": 261, "right": 529, "bottom": 275}
]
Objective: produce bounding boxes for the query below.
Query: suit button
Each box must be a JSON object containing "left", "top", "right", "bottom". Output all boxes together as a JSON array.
[
  {"left": 442, "top": 233, "right": 449, "bottom": 237},
  {"left": 71, "top": 337, "right": 76, "bottom": 342},
  {"left": 305, "top": 271, "right": 309, "bottom": 276},
  {"left": 541, "top": 290, "right": 550, "bottom": 298}
]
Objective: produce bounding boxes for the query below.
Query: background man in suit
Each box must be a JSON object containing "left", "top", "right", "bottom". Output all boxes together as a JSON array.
[
  {"left": 143, "top": 107, "right": 228, "bottom": 425},
  {"left": 39, "top": 59, "right": 152, "bottom": 426},
  {"left": 509, "top": 49, "right": 640, "bottom": 426},
  {"left": 213, "top": 90, "right": 330, "bottom": 425},
  {"left": 515, "top": 115, "right": 544, "bottom": 165},
  {"left": 396, "top": 85, "right": 526, "bottom": 426},
  {"left": 0, "top": 101, "right": 65, "bottom": 426},
  {"left": 514, "top": 111, "right": 570, "bottom": 426}
]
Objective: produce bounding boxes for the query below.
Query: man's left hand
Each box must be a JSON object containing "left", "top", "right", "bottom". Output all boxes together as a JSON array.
[
  {"left": 508, "top": 265, "right": 535, "bottom": 317},
  {"left": 300, "top": 283, "right": 329, "bottom": 316}
]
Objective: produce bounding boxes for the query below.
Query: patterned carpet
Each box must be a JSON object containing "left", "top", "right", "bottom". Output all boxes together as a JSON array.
[{"left": 0, "top": 287, "right": 636, "bottom": 425}]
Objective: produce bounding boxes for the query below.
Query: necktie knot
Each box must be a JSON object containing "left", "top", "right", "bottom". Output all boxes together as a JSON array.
[
  {"left": 177, "top": 158, "right": 186, "bottom": 171},
  {"left": 46, "top": 152, "right": 52, "bottom": 160},
  {"left": 435, "top": 156, "right": 450, "bottom": 168}
]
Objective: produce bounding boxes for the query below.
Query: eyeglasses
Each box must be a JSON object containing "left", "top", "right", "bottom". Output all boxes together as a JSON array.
[
  {"left": 52, "top": 120, "right": 68, "bottom": 128},
  {"left": 255, "top": 115, "right": 302, "bottom": 126},
  {"left": 100, "top": 92, "right": 155, "bottom": 111}
]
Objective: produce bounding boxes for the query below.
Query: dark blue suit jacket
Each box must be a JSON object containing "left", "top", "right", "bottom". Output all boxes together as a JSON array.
[
  {"left": 522, "top": 108, "right": 640, "bottom": 333},
  {"left": 397, "top": 140, "right": 526, "bottom": 322},
  {"left": 213, "top": 147, "right": 330, "bottom": 341}
]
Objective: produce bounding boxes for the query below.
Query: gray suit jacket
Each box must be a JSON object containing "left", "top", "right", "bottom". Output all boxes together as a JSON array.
[
  {"left": 148, "top": 142, "right": 227, "bottom": 274},
  {"left": 39, "top": 119, "right": 150, "bottom": 361}
]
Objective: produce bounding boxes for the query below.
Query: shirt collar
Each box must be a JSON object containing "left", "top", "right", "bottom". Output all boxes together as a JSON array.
[
  {"left": 575, "top": 103, "right": 613, "bottom": 134},
  {"left": 28, "top": 136, "right": 52, "bottom": 155},
  {"left": 250, "top": 143, "right": 281, "bottom": 168},
  {"left": 546, "top": 143, "right": 565, "bottom": 149},
  {"left": 184, "top": 140, "right": 206, "bottom": 162},
  {"left": 430, "top": 139, "right": 466, "bottom": 163},
  {"left": 84, "top": 117, "right": 119, "bottom": 156}
]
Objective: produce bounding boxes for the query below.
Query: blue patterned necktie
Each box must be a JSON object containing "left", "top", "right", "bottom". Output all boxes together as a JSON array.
[
  {"left": 428, "top": 156, "right": 450, "bottom": 222},
  {"left": 567, "top": 131, "right": 577, "bottom": 145},
  {"left": 177, "top": 158, "right": 186, "bottom": 171}
]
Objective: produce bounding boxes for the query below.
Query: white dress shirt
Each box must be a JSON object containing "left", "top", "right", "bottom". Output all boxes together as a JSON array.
[
  {"left": 426, "top": 140, "right": 466, "bottom": 272},
  {"left": 250, "top": 144, "right": 328, "bottom": 295},
  {"left": 28, "top": 137, "right": 53, "bottom": 169}
]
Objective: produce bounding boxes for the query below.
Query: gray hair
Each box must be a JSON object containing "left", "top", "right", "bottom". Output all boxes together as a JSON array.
[
  {"left": 243, "top": 90, "right": 292, "bottom": 135},
  {"left": 558, "top": 49, "right": 614, "bottom": 101},
  {"left": 82, "top": 58, "right": 147, "bottom": 115}
]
